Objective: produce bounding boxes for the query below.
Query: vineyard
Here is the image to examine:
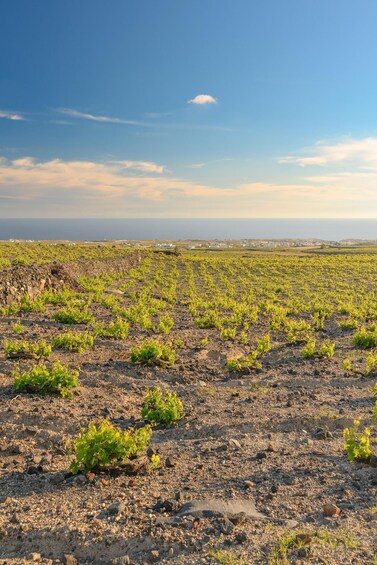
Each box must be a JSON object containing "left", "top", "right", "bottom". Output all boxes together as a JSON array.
[{"left": 0, "top": 243, "right": 376, "bottom": 564}]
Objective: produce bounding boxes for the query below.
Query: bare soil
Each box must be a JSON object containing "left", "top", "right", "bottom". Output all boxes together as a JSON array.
[{"left": 0, "top": 257, "right": 376, "bottom": 565}]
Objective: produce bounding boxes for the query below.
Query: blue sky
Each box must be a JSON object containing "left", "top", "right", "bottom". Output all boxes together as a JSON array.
[{"left": 1, "top": 0, "right": 377, "bottom": 217}]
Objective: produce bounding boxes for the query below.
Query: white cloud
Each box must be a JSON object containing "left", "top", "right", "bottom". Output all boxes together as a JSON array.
[
  {"left": 188, "top": 94, "right": 217, "bottom": 105},
  {"left": 110, "top": 160, "right": 166, "bottom": 174},
  {"left": 55, "top": 108, "right": 142, "bottom": 125},
  {"left": 278, "top": 137, "right": 377, "bottom": 168},
  {"left": 0, "top": 110, "right": 25, "bottom": 121}
]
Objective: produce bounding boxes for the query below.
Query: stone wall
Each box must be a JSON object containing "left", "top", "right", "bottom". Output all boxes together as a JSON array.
[{"left": 0, "top": 251, "right": 146, "bottom": 305}]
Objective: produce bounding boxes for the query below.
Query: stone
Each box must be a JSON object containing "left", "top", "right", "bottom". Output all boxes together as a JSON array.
[
  {"left": 29, "top": 554, "right": 41, "bottom": 562},
  {"left": 12, "top": 445, "right": 25, "bottom": 454},
  {"left": 165, "top": 457, "right": 176, "bottom": 468},
  {"left": 313, "top": 428, "right": 333, "bottom": 440},
  {"left": 219, "top": 516, "right": 234, "bottom": 535},
  {"left": 295, "top": 533, "right": 312, "bottom": 545},
  {"left": 323, "top": 503, "right": 341, "bottom": 517},
  {"left": 176, "top": 499, "right": 265, "bottom": 520},
  {"left": 108, "top": 501, "right": 126, "bottom": 516},
  {"left": 228, "top": 512, "right": 247, "bottom": 526},
  {"left": 236, "top": 531, "right": 248, "bottom": 543},
  {"left": 228, "top": 439, "right": 241, "bottom": 449},
  {"left": 111, "top": 557, "right": 131, "bottom": 565},
  {"left": 153, "top": 498, "right": 179, "bottom": 513},
  {"left": 63, "top": 556, "right": 78, "bottom": 565},
  {"left": 26, "top": 465, "right": 42, "bottom": 475},
  {"left": 155, "top": 516, "right": 170, "bottom": 526}
]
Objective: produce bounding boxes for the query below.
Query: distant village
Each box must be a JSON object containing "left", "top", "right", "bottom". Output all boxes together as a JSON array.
[
  {"left": 6, "top": 238, "right": 377, "bottom": 249},
  {"left": 147, "top": 239, "right": 377, "bottom": 249}
]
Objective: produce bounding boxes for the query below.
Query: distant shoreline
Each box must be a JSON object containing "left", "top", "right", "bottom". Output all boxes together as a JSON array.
[{"left": 0, "top": 218, "right": 376, "bottom": 242}]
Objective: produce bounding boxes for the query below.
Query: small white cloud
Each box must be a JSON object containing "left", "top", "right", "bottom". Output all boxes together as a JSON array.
[
  {"left": 188, "top": 94, "right": 217, "bottom": 105},
  {"left": 0, "top": 110, "right": 25, "bottom": 121}
]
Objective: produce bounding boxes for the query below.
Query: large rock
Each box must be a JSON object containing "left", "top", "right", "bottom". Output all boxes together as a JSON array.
[
  {"left": 175, "top": 498, "right": 298, "bottom": 527},
  {"left": 176, "top": 499, "right": 265, "bottom": 520}
]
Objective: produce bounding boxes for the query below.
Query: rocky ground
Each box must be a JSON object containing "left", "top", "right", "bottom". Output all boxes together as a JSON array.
[{"left": 0, "top": 256, "right": 376, "bottom": 565}]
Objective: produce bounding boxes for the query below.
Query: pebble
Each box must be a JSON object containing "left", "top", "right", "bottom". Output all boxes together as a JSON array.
[
  {"left": 313, "top": 428, "right": 333, "bottom": 440},
  {"left": 228, "top": 439, "right": 241, "bottom": 449},
  {"left": 63, "top": 556, "right": 78, "bottom": 565},
  {"left": 236, "top": 531, "right": 248, "bottom": 543},
  {"left": 219, "top": 517, "right": 234, "bottom": 535},
  {"left": 108, "top": 501, "right": 126, "bottom": 516},
  {"left": 165, "top": 457, "right": 176, "bottom": 468},
  {"left": 323, "top": 503, "right": 341, "bottom": 517},
  {"left": 26, "top": 465, "right": 42, "bottom": 475},
  {"left": 244, "top": 480, "right": 254, "bottom": 489},
  {"left": 29, "top": 553, "right": 41, "bottom": 562},
  {"left": 295, "top": 533, "right": 312, "bottom": 545}
]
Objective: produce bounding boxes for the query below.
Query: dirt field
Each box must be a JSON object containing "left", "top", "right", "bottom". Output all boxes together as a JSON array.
[{"left": 0, "top": 248, "right": 376, "bottom": 565}]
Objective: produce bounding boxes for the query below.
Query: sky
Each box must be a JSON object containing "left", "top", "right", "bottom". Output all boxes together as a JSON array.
[{"left": 1, "top": 0, "right": 377, "bottom": 218}]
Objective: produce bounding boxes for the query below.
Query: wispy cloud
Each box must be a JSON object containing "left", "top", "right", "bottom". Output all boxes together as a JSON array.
[
  {"left": 110, "top": 160, "right": 167, "bottom": 174},
  {"left": 188, "top": 158, "right": 234, "bottom": 169},
  {"left": 188, "top": 94, "right": 217, "bottom": 105},
  {"left": 54, "top": 107, "right": 231, "bottom": 131},
  {"left": 0, "top": 110, "right": 25, "bottom": 121},
  {"left": 143, "top": 111, "right": 173, "bottom": 119},
  {"left": 278, "top": 136, "right": 377, "bottom": 168},
  {"left": 55, "top": 107, "right": 142, "bottom": 125},
  {"left": 189, "top": 163, "right": 206, "bottom": 169}
]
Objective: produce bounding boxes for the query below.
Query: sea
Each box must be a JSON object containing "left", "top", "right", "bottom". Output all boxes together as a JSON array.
[{"left": 0, "top": 218, "right": 376, "bottom": 242}]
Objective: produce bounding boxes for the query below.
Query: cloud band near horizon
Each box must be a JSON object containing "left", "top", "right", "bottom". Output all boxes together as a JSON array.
[{"left": 0, "top": 153, "right": 376, "bottom": 218}]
